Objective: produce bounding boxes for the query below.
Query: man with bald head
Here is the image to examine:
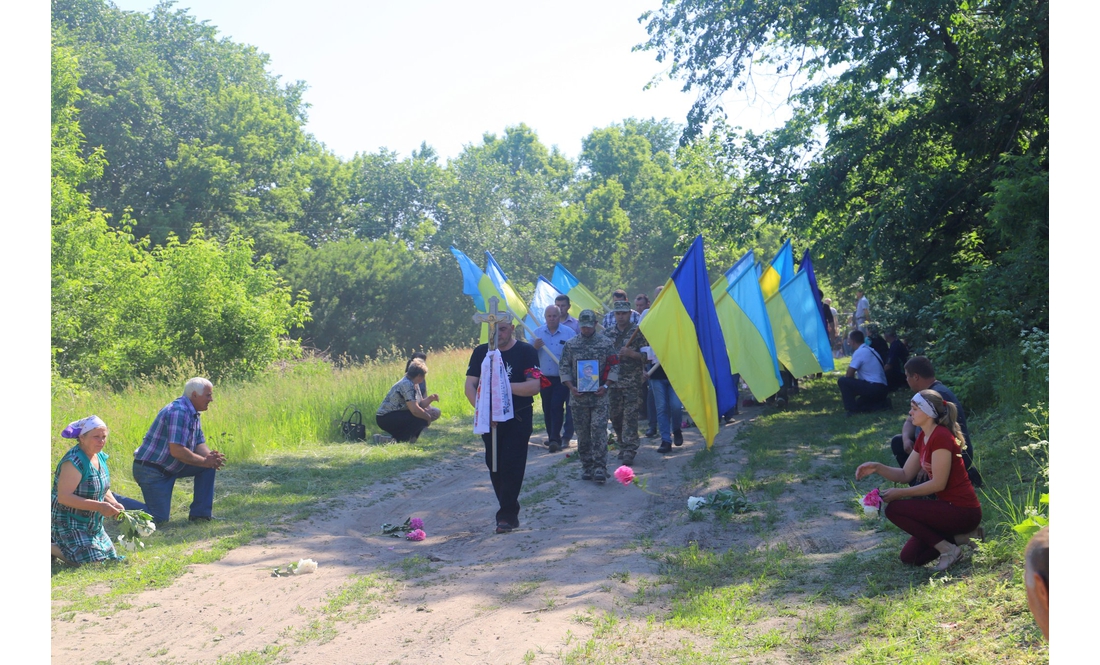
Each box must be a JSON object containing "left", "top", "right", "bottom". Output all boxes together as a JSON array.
[{"left": 533, "top": 304, "right": 576, "bottom": 452}]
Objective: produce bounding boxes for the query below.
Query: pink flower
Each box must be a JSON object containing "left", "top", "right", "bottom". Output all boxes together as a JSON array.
[
  {"left": 406, "top": 529, "right": 426, "bottom": 541},
  {"left": 862, "top": 488, "right": 882, "bottom": 508},
  {"left": 614, "top": 465, "right": 635, "bottom": 486},
  {"left": 410, "top": 517, "right": 424, "bottom": 530}
]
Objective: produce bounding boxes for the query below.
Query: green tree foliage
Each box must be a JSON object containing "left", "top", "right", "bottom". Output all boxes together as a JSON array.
[
  {"left": 640, "top": 0, "right": 1048, "bottom": 404},
  {"left": 52, "top": 36, "right": 311, "bottom": 387},
  {"left": 52, "top": 0, "right": 341, "bottom": 261}
]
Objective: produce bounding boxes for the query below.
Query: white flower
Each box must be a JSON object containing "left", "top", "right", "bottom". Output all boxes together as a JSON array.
[
  {"left": 136, "top": 521, "right": 156, "bottom": 537},
  {"left": 293, "top": 558, "right": 318, "bottom": 574},
  {"left": 687, "top": 496, "right": 707, "bottom": 511}
]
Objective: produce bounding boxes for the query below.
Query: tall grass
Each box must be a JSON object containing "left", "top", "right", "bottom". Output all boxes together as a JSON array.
[{"left": 50, "top": 349, "right": 476, "bottom": 490}]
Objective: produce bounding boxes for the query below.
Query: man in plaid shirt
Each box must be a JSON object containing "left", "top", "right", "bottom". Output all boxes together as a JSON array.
[{"left": 132, "top": 377, "right": 226, "bottom": 523}]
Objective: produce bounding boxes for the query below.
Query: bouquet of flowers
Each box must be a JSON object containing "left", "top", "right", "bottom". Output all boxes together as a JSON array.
[
  {"left": 381, "top": 516, "right": 427, "bottom": 540},
  {"left": 116, "top": 509, "right": 156, "bottom": 551},
  {"left": 686, "top": 489, "right": 754, "bottom": 516},
  {"left": 861, "top": 488, "right": 883, "bottom": 516},
  {"left": 273, "top": 558, "right": 318, "bottom": 576}
]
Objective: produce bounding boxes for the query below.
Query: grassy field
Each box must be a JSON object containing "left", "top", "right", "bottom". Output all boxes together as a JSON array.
[
  {"left": 554, "top": 371, "right": 1049, "bottom": 663},
  {"left": 50, "top": 354, "right": 1049, "bottom": 663}
]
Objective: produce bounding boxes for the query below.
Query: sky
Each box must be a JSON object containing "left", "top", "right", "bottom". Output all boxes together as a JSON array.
[{"left": 110, "top": 0, "right": 793, "bottom": 161}]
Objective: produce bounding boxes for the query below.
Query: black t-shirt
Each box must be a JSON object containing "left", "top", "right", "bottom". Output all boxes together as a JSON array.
[{"left": 467, "top": 341, "right": 540, "bottom": 413}]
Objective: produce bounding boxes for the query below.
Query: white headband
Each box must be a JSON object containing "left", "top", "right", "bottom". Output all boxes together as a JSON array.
[{"left": 911, "top": 393, "right": 938, "bottom": 419}]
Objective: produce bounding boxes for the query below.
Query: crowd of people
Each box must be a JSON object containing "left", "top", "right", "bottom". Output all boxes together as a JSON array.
[{"left": 51, "top": 285, "right": 1049, "bottom": 644}]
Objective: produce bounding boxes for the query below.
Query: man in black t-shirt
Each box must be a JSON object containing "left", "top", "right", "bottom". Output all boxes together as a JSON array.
[{"left": 465, "top": 319, "right": 542, "bottom": 534}]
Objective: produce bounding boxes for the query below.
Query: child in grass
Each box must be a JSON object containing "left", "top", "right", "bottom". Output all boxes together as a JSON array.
[{"left": 855, "top": 389, "right": 983, "bottom": 571}]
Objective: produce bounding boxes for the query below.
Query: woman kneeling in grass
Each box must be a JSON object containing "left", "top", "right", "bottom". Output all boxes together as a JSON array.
[
  {"left": 375, "top": 358, "right": 441, "bottom": 443},
  {"left": 51, "top": 416, "right": 146, "bottom": 564},
  {"left": 855, "top": 389, "right": 983, "bottom": 571}
]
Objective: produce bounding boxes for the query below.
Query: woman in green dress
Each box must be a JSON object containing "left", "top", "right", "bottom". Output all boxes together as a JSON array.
[{"left": 51, "top": 416, "right": 136, "bottom": 564}]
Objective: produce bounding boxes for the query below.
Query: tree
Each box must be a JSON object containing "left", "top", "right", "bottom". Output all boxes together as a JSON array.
[{"left": 639, "top": 0, "right": 1048, "bottom": 400}]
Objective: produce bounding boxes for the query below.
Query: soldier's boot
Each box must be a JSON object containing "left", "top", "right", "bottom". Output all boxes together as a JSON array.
[
  {"left": 620, "top": 451, "right": 636, "bottom": 467},
  {"left": 593, "top": 467, "right": 607, "bottom": 484}
]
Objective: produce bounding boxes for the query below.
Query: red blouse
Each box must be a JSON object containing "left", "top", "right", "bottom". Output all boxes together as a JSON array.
[{"left": 914, "top": 425, "right": 981, "bottom": 508}]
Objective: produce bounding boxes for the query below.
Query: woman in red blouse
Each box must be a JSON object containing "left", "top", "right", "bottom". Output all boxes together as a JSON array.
[{"left": 855, "top": 389, "right": 983, "bottom": 571}]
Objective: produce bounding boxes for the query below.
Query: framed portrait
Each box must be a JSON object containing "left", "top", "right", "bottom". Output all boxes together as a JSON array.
[{"left": 576, "top": 359, "right": 600, "bottom": 392}]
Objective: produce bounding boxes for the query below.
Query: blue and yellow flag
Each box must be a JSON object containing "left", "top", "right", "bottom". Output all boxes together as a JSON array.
[
  {"left": 524, "top": 276, "right": 562, "bottom": 332},
  {"left": 550, "top": 262, "right": 606, "bottom": 316},
  {"left": 450, "top": 246, "right": 499, "bottom": 342},
  {"left": 485, "top": 251, "right": 530, "bottom": 338},
  {"left": 713, "top": 251, "right": 782, "bottom": 400},
  {"left": 798, "top": 249, "right": 829, "bottom": 330},
  {"left": 759, "top": 239, "right": 795, "bottom": 300},
  {"left": 765, "top": 269, "right": 834, "bottom": 376},
  {"left": 640, "top": 235, "right": 737, "bottom": 448}
]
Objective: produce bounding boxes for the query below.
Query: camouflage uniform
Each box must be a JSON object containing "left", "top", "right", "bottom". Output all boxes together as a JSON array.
[
  {"left": 603, "top": 322, "right": 648, "bottom": 464},
  {"left": 559, "top": 331, "right": 619, "bottom": 477}
]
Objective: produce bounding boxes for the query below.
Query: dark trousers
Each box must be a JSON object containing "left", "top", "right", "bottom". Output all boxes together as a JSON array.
[
  {"left": 539, "top": 376, "right": 572, "bottom": 444},
  {"left": 481, "top": 409, "right": 533, "bottom": 527},
  {"left": 646, "top": 381, "right": 657, "bottom": 433},
  {"left": 376, "top": 410, "right": 429, "bottom": 442},
  {"left": 885, "top": 499, "right": 982, "bottom": 566},
  {"left": 837, "top": 376, "right": 888, "bottom": 412}
]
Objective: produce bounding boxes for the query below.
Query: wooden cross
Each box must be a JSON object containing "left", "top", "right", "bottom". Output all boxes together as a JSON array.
[
  {"left": 472, "top": 297, "right": 512, "bottom": 471},
  {"left": 472, "top": 296, "right": 513, "bottom": 351}
]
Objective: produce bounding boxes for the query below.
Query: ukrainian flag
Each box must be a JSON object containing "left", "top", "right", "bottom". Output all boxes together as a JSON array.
[
  {"left": 798, "top": 249, "right": 834, "bottom": 367},
  {"left": 524, "top": 276, "right": 562, "bottom": 331},
  {"left": 640, "top": 235, "right": 737, "bottom": 448},
  {"left": 759, "top": 239, "right": 795, "bottom": 300},
  {"left": 550, "top": 262, "right": 606, "bottom": 316},
  {"left": 712, "top": 251, "right": 782, "bottom": 400},
  {"left": 765, "top": 269, "right": 834, "bottom": 376},
  {"left": 450, "top": 246, "right": 499, "bottom": 342},
  {"left": 485, "top": 251, "right": 530, "bottom": 335}
]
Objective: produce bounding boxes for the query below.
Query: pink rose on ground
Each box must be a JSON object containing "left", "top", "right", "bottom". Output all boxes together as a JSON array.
[
  {"left": 406, "top": 529, "right": 426, "bottom": 541},
  {"left": 862, "top": 488, "right": 882, "bottom": 508},
  {"left": 410, "top": 517, "right": 424, "bottom": 530},
  {"left": 614, "top": 465, "right": 635, "bottom": 486}
]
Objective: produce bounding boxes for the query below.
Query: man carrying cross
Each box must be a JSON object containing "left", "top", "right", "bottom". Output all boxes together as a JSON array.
[{"left": 465, "top": 298, "right": 542, "bottom": 534}]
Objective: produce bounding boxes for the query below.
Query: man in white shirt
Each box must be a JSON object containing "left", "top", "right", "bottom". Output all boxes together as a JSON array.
[
  {"left": 533, "top": 305, "right": 576, "bottom": 452},
  {"left": 837, "top": 329, "right": 888, "bottom": 414},
  {"left": 854, "top": 290, "right": 871, "bottom": 334}
]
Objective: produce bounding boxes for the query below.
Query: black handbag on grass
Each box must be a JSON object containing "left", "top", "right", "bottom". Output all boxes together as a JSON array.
[{"left": 341, "top": 405, "right": 367, "bottom": 442}]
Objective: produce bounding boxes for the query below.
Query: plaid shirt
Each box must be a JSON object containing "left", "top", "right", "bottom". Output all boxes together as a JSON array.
[{"left": 134, "top": 395, "right": 205, "bottom": 474}]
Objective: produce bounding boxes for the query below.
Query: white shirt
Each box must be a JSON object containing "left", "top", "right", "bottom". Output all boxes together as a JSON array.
[
  {"left": 850, "top": 345, "right": 887, "bottom": 385},
  {"left": 855, "top": 296, "right": 870, "bottom": 323}
]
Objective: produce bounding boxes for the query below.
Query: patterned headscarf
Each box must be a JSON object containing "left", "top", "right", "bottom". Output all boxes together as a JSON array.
[{"left": 61, "top": 415, "right": 107, "bottom": 439}]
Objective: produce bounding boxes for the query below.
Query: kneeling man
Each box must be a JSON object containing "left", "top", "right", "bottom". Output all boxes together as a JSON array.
[
  {"left": 837, "top": 330, "right": 888, "bottom": 414},
  {"left": 133, "top": 377, "right": 226, "bottom": 523}
]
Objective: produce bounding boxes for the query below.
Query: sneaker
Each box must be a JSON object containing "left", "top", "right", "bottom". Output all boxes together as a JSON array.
[
  {"left": 657, "top": 441, "right": 672, "bottom": 454},
  {"left": 593, "top": 468, "right": 607, "bottom": 484},
  {"left": 495, "top": 521, "right": 514, "bottom": 534},
  {"left": 372, "top": 433, "right": 394, "bottom": 444},
  {"left": 548, "top": 441, "right": 562, "bottom": 453},
  {"left": 673, "top": 430, "right": 684, "bottom": 446},
  {"left": 644, "top": 429, "right": 658, "bottom": 439},
  {"left": 581, "top": 469, "right": 594, "bottom": 481}
]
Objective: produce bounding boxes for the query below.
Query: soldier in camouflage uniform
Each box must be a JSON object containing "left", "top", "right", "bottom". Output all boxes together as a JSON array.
[
  {"left": 560, "top": 309, "right": 619, "bottom": 483},
  {"left": 603, "top": 300, "right": 648, "bottom": 467}
]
